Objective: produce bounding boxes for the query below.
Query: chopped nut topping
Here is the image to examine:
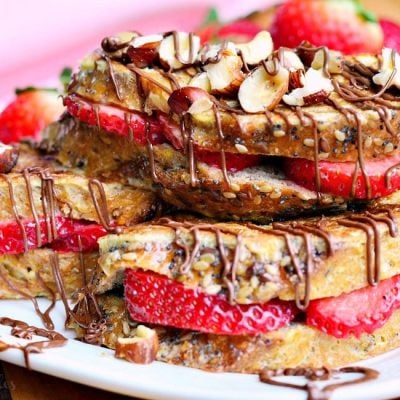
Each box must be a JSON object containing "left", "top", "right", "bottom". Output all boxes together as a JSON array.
[{"left": 115, "top": 325, "right": 158, "bottom": 364}]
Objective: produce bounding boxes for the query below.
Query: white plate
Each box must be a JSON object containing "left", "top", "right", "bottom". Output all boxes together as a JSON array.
[{"left": 0, "top": 299, "right": 399, "bottom": 400}]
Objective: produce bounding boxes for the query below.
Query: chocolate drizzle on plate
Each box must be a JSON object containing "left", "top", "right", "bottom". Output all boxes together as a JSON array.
[
  {"left": 259, "top": 366, "right": 379, "bottom": 400},
  {"left": 0, "top": 317, "right": 67, "bottom": 369}
]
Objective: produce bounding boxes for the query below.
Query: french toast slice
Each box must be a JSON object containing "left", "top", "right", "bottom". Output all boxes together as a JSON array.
[
  {"left": 95, "top": 198, "right": 400, "bottom": 304},
  {"left": 71, "top": 293, "right": 400, "bottom": 373},
  {"left": 42, "top": 117, "right": 347, "bottom": 222},
  {"left": 67, "top": 48, "right": 400, "bottom": 162}
]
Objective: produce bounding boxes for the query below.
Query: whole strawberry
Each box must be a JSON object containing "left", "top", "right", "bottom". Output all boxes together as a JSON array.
[
  {"left": 270, "top": 0, "right": 383, "bottom": 55},
  {"left": 0, "top": 88, "right": 64, "bottom": 144},
  {"left": 196, "top": 8, "right": 262, "bottom": 44}
]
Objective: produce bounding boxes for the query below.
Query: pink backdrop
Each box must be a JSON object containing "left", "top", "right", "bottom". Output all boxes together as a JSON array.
[{"left": 1, "top": 0, "right": 273, "bottom": 100}]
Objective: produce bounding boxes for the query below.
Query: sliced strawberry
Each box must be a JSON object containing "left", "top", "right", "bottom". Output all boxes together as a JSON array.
[
  {"left": 283, "top": 154, "right": 400, "bottom": 199},
  {"left": 0, "top": 216, "right": 106, "bottom": 254},
  {"left": 196, "top": 149, "right": 262, "bottom": 172},
  {"left": 64, "top": 95, "right": 165, "bottom": 146},
  {"left": 0, "top": 89, "right": 64, "bottom": 144},
  {"left": 124, "top": 269, "right": 297, "bottom": 335},
  {"left": 307, "top": 274, "right": 400, "bottom": 338},
  {"left": 381, "top": 19, "right": 400, "bottom": 52}
]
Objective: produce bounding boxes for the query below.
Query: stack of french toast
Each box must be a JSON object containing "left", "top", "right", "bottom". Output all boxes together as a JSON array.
[{"left": 3, "top": 29, "right": 400, "bottom": 372}]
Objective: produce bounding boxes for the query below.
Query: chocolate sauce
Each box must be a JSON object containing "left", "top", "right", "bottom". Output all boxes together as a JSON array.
[
  {"left": 145, "top": 120, "right": 159, "bottom": 183},
  {"left": 105, "top": 56, "right": 124, "bottom": 101},
  {"left": 88, "top": 178, "right": 121, "bottom": 233},
  {"left": 2, "top": 174, "right": 28, "bottom": 252},
  {"left": 259, "top": 366, "right": 379, "bottom": 400},
  {"left": 0, "top": 267, "right": 55, "bottom": 330},
  {"left": 157, "top": 217, "right": 334, "bottom": 308},
  {"left": 172, "top": 31, "right": 197, "bottom": 66},
  {"left": 0, "top": 317, "right": 66, "bottom": 369},
  {"left": 22, "top": 169, "right": 42, "bottom": 248},
  {"left": 338, "top": 208, "right": 398, "bottom": 286}
]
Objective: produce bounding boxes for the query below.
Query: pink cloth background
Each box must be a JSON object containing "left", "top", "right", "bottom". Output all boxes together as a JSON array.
[{"left": 1, "top": 0, "right": 273, "bottom": 100}]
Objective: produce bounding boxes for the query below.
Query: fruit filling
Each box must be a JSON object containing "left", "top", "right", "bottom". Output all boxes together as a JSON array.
[
  {"left": 0, "top": 216, "right": 106, "bottom": 254},
  {"left": 125, "top": 269, "right": 400, "bottom": 339},
  {"left": 284, "top": 154, "right": 400, "bottom": 199},
  {"left": 307, "top": 274, "right": 400, "bottom": 338},
  {"left": 124, "top": 268, "right": 298, "bottom": 335}
]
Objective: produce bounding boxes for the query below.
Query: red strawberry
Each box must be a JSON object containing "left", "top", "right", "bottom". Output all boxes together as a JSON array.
[
  {"left": 196, "top": 8, "right": 261, "bottom": 44},
  {"left": 124, "top": 269, "right": 297, "bottom": 335},
  {"left": 64, "top": 95, "right": 165, "bottom": 146},
  {"left": 0, "top": 89, "right": 64, "bottom": 144},
  {"left": 0, "top": 216, "right": 106, "bottom": 255},
  {"left": 196, "top": 149, "right": 262, "bottom": 172},
  {"left": 283, "top": 153, "right": 400, "bottom": 199},
  {"left": 270, "top": 0, "right": 383, "bottom": 55},
  {"left": 217, "top": 20, "right": 262, "bottom": 43},
  {"left": 307, "top": 274, "right": 400, "bottom": 338},
  {"left": 381, "top": 19, "right": 400, "bottom": 52}
]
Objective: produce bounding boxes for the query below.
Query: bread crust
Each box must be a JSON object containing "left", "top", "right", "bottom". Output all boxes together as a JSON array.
[
  {"left": 43, "top": 118, "right": 347, "bottom": 221},
  {"left": 68, "top": 56, "right": 400, "bottom": 162},
  {"left": 79, "top": 293, "right": 400, "bottom": 373}
]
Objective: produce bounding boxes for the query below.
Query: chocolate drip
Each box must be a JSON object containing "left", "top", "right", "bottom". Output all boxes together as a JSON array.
[
  {"left": 296, "top": 44, "right": 331, "bottom": 77},
  {"left": 295, "top": 108, "right": 321, "bottom": 199},
  {"left": 124, "top": 112, "right": 134, "bottom": 142},
  {"left": 385, "top": 162, "right": 400, "bottom": 189},
  {"left": 158, "top": 218, "right": 333, "bottom": 308},
  {"left": 213, "top": 104, "right": 231, "bottom": 188},
  {"left": 259, "top": 366, "right": 379, "bottom": 400},
  {"left": 127, "top": 64, "right": 172, "bottom": 94},
  {"left": 337, "top": 209, "right": 398, "bottom": 285},
  {"left": 2, "top": 174, "right": 28, "bottom": 252},
  {"left": 157, "top": 218, "right": 242, "bottom": 304},
  {"left": 180, "top": 113, "right": 199, "bottom": 187},
  {"left": 172, "top": 31, "right": 197, "bottom": 66},
  {"left": 88, "top": 178, "right": 120, "bottom": 233},
  {"left": 327, "top": 99, "right": 371, "bottom": 198},
  {"left": 0, "top": 317, "right": 66, "bottom": 369},
  {"left": 22, "top": 169, "right": 42, "bottom": 248},
  {"left": 49, "top": 253, "right": 75, "bottom": 327},
  {"left": 200, "top": 40, "right": 228, "bottom": 65},
  {"left": 93, "top": 104, "right": 101, "bottom": 131},
  {"left": 105, "top": 56, "right": 124, "bottom": 101},
  {"left": 145, "top": 121, "right": 159, "bottom": 183},
  {"left": 0, "top": 267, "right": 55, "bottom": 330}
]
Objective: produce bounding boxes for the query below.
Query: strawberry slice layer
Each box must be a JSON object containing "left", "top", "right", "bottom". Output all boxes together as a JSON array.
[
  {"left": 0, "top": 216, "right": 107, "bottom": 254},
  {"left": 64, "top": 95, "right": 165, "bottom": 146},
  {"left": 283, "top": 154, "right": 400, "bottom": 199},
  {"left": 125, "top": 269, "right": 298, "bottom": 336},
  {"left": 307, "top": 274, "right": 400, "bottom": 339},
  {"left": 196, "top": 150, "right": 262, "bottom": 172}
]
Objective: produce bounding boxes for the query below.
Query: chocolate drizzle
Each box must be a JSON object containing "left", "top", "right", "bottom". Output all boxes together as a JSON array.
[
  {"left": 2, "top": 174, "right": 28, "bottom": 252},
  {"left": 88, "top": 178, "right": 121, "bottom": 233},
  {"left": 0, "top": 317, "right": 66, "bottom": 369},
  {"left": 0, "top": 267, "right": 55, "bottom": 329},
  {"left": 157, "top": 217, "right": 333, "bottom": 308},
  {"left": 338, "top": 209, "right": 398, "bottom": 286},
  {"left": 259, "top": 366, "right": 379, "bottom": 400}
]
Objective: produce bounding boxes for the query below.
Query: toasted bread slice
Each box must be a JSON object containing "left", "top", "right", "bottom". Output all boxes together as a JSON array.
[
  {"left": 68, "top": 51, "right": 400, "bottom": 162},
  {"left": 0, "top": 169, "right": 158, "bottom": 227},
  {"left": 0, "top": 248, "right": 97, "bottom": 299},
  {"left": 42, "top": 117, "right": 346, "bottom": 221},
  {"left": 96, "top": 201, "right": 400, "bottom": 303},
  {"left": 72, "top": 293, "right": 400, "bottom": 372}
]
